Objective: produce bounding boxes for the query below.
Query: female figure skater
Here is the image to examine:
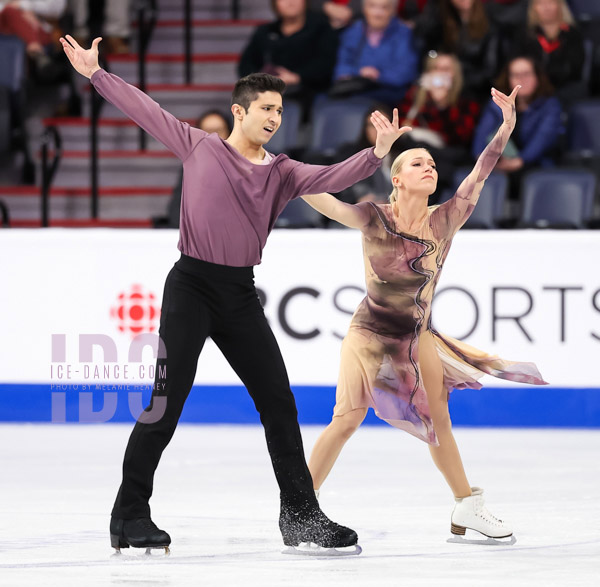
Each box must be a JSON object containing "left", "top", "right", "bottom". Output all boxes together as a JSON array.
[{"left": 302, "top": 85, "right": 546, "bottom": 540}]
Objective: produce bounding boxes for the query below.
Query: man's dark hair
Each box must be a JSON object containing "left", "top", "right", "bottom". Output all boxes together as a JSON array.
[{"left": 231, "top": 73, "right": 286, "bottom": 112}]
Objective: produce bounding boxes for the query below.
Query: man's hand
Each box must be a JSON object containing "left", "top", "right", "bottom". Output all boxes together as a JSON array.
[
  {"left": 492, "top": 85, "right": 520, "bottom": 126},
  {"left": 59, "top": 35, "right": 102, "bottom": 79},
  {"left": 372, "top": 108, "right": 412, "bottom": 159}
]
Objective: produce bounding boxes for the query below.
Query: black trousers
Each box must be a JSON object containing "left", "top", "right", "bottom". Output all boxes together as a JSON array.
[{"left": 112, "top": 254, "right": 317, "bottom": 519}]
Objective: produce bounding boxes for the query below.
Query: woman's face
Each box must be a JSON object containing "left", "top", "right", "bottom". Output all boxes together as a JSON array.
[
  {"left": 533, "top": 0, "right": 562, "bottom": 25},
  {"left": 431, "top": 55, "right": 455, "bottom": 80},
  {"left": 275, "top": 0, "right": 306, "bottom": 19},
  {"left": 199, "top": 114, "right": 230, "bottom": 139},
  {"left": 508, "top": 58, "right": 538, "bottom": 99},
  {"left": 363, "top": 0, "right": 395, "bottom": 30},
  {"left": 450, "top": 0, "right": 474, "bottom": 14},
  {"left": 393, "top": 149, "right": 438, "bottom": 196}
]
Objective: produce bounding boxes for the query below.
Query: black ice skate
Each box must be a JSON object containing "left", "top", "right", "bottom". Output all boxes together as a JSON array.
[
  {"left": 110, "top": 517, "right": 171, "bottom": 555},
  {"left": 279, "top": 504, "right": 361, "bottom": 556}
]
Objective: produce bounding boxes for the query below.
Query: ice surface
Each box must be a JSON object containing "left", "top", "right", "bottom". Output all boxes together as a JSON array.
[{"left": 0, "top": 424, "right": 598, "bottom": 586}]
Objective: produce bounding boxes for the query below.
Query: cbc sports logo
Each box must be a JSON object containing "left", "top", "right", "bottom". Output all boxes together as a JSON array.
[{"left": 110, "top": 283, "right": 161, "bottom": 337}]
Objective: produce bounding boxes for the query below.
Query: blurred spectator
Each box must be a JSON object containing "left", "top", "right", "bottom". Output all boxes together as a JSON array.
[
  {"left": 397, "top": 0, "right": 430, "bottom": 25},
  {"left": 0, "top": 0, "right": 66, "bottom": 78},
  {"left": 331, "top": 0, "right": 419, "bottom": 105},
  {"left": 165, "top": 110, "right": 232, "bottom": 229},
  {"left": 415, "top": 0, "right": 500, "bottom": 98},
  {"left": 309, "top": 0, "right": 361, "bottom": 30},
  {"left": 239, "top": 0, "right": 337, "bottom": 119},
  {"left": 397, "top": 50, "right": 481, "bottom": 189},
  {"left": 332, "top": 104, "right": 395, "bottom": 204},
  {"left": 511, "top": 0, "right": 585, "bottom": 105},
  {"left": 69, "top": 0, "right": 131, "bottom": 54},
  {"left": 472, "top": 55, "right": 562, "bottom": 196},
  {"left": 482, "top": 0, "right": 528, "bottom": 35}
]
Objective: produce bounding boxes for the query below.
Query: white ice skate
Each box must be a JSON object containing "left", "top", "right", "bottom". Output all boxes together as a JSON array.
[{"left": 450, "top": 487, "right": 513, "bottom": 541}]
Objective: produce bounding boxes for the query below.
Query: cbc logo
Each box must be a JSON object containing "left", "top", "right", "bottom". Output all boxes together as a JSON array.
[{"left": 110, "top": 284, "right": 161, "bottom": 337}]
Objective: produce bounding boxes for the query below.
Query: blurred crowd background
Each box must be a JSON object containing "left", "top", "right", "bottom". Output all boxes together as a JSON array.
[{"left": 1, "top": 0, "right": 599, "bottom": 229}]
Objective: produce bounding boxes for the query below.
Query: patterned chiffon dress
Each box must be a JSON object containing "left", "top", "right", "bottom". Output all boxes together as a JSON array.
[{"left": 333, "top": 169, "right": 546, "bottom": 445}]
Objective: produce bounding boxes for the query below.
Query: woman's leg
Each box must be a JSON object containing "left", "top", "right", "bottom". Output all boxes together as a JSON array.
[
  {"left": 308, "top": 408, "right": 368, "bottom": 490},
  {"left": 419, "top": 331, "right": 471, "bottom": 498}
]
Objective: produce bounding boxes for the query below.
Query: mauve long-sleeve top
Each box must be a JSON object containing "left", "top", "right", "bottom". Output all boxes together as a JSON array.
[{"left": 90, "top": 69, "right": 383, "bottom": 266}]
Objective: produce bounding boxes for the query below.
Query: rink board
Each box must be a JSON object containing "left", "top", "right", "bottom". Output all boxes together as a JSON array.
[
  {"left": 1, "top": 228, "right": 599, "bottom": 425},
  {"left": 0, "top": 383, "right": 599, "bottom": 426}
]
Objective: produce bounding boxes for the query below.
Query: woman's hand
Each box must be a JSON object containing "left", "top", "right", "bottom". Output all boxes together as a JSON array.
[
  {"left": 492, "top": 85, "right": 520, "bottom": 126},
  {"left": 275, "top": 66, "right": 301, "bottom": 85},
  {"left": 372, "top": 108, "right": 412, "bottom": 159},
  {"left": 59, "top": 35, "right": 102, "bottom": 79},
  {"left": 359, "top": 66, "right": 380, "bottom": 81}
]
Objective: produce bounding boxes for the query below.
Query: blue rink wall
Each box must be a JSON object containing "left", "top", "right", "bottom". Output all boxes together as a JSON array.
[{"left": 1, "top": 384, "right": 599, "bottom": 427}]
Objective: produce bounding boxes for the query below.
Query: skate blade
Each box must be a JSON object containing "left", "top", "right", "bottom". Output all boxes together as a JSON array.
[
  {"left": 112, "top": 545, "right": 170, "bottom": 558},
  {"left": 447, "top": 534, "right": 516, "bottom": 546},
  {"left": 282, "top": 542, "right": 362, "bottom": 557}
]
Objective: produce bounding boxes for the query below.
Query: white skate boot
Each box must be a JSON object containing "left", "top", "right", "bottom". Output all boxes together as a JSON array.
[{"left": 451, "top": 487, "right": 512, "bottom": 539}]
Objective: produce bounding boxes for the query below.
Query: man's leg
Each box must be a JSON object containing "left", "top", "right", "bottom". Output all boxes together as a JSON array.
[
  {"left": 212, "top": 308, "right": 315, "bottom": 505},
  {"left": 112, "top": 266, "right": 211, "bottom": 520},
  {"left": 212, "top": 308, "right": 359, "bottom": 549}
]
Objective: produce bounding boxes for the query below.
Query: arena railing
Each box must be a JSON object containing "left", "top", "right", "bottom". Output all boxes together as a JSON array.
[
  {"left": 87, "top": 0, "right": 157, "bottom": 221},
  {"left": 40, "top": 126, "right": 62, "bottom": 227},
  {"left": 0, "top": 199, "right": 9, "bottom": 227},
  {"left": 136, "top": 0, "right": 158, "bottom": 149},
  {"left": 183, "top": 0, "right": 242, "bottom": 84}
]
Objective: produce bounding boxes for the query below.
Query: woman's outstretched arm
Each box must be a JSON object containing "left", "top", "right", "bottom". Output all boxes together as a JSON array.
[
  {"left": 301, "top": 193, "right": 370, "bottom": 229},
  {"left": 442, "top": 85, "right": 520, "bottom": 232}
]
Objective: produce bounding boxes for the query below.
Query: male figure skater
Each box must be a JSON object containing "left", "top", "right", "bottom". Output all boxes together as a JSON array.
[{"left": 60, "top": 35, "right": 410, "bottom": 554}]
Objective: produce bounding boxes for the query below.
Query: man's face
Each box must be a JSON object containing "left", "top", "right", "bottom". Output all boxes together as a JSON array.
[{"left": 238, "top": 91, "right": 283, "bottom": 145}]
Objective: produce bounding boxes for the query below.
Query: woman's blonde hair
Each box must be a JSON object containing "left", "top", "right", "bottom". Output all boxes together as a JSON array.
[
  {"left": 528, "top": 0, "right": 574, "bottom": 28},
  {"left": 389, "top": 148, "right": 433, "bottom": 203},
  {"left": 403, "top": 52, "right": 463, "bottom": 125}
]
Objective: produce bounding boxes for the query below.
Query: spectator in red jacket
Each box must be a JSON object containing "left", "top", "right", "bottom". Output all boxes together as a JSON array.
[
  {"left": 396, "top": 51, "right": 481, "bottom": 192},
  {"left": 511, "top": 0, "right": 585, "bottom": 104}
]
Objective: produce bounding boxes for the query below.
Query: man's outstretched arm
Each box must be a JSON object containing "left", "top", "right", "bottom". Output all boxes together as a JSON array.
[
  {"left": 284, "top": 108, "right": 411, "bottom": 197},
  {"left": 60, "top": 35, "right": 203, "bottom": 161}
]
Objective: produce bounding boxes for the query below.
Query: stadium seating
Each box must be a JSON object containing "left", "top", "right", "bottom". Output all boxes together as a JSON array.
[
  {"left": 451, "top": 169, "right": 508, "bottom": 229},
  {"left": 308, "top": 97, "right": 373, "bottom": 156},
  {"left": 518, "top": 169, "right": 596, "bottom": 228},
  {"left": 275, "top": 197, "right": 324, "bottom": 228}
]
